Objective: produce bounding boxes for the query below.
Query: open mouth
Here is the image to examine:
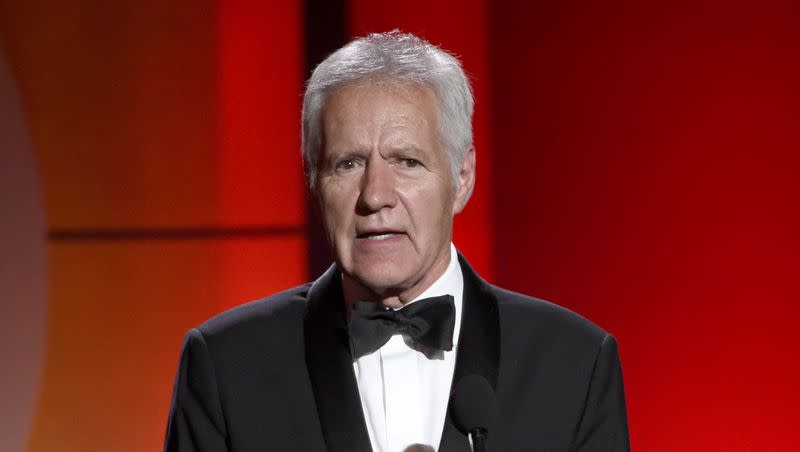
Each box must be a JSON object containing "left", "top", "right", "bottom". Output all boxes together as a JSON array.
[{"left": 357, "top": 231, "right": 403, "bottom": 241}]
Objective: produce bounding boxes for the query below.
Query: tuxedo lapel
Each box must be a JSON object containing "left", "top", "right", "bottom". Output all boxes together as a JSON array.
[
  {"left": 304, "top": 265, "right": 373, "bottom": 452},
  {"left": 303, "top": 256, "right": 499, "bottom": 452},
  {"left": 438, "top": 417, "right": 471, "bottom": 452},
  {"left": 439, "top": 254, "right": 501, "bottom": 452}
]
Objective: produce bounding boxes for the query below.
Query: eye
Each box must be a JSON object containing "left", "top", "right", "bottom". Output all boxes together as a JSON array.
[
  {"left": 335, "top": 158, "right": 360, "bottom": 171},
  {"left": 401, "top": 158, "right": 421, "bottom": 168}
]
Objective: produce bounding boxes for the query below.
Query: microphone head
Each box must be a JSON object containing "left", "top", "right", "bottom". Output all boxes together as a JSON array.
[{"left": 450, "top": 374, "right": 496, "bottom": 434}]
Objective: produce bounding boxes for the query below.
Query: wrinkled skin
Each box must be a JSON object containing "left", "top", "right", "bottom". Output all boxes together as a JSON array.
[{"left": 315, "top": 82, "right": 475, "bottom": 308}]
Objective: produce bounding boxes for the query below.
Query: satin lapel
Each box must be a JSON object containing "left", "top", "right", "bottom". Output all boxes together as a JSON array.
[
  {"left": 439, "top": 417, "right": 471, "bottom": 452},
  {"left": 438, "top": 254, "right": 501, "bottom": 452},
  {"left": 304, "top": 265, "right": 373, "bottom": 452}
]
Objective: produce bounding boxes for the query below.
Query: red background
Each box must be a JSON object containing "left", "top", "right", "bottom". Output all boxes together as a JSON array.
[
  {"left": 1, "top": 1, "right": 798, "bottom": 450},
  {"left": 490, "top": 2, "right": 800, "bottom": 449}
]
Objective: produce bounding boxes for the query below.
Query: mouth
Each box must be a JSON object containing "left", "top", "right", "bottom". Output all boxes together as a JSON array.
[{"left": 356, "top": 230, "right": 404, "bottom": 241}]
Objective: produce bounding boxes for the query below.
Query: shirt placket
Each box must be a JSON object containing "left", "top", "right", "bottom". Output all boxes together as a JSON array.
[{"left": 381, "top": 334, "right": 421, "bottom": 452}]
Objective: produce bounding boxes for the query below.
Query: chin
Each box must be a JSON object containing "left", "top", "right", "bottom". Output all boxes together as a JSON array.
[{"left": 350, "top": 263, "right": 415, "bottom": 296}]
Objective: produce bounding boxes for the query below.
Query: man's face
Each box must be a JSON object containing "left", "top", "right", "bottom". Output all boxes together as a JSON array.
[{"left": 315, "top": 82, "right": 473, "bottom": 302}]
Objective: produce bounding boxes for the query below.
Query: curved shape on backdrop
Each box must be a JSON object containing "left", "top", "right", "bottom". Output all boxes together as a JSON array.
[{"left": 0, "top": 50, "right": 48, "bottom": 452}]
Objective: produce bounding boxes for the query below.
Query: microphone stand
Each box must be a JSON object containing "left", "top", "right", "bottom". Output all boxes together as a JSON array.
[{"left": 469, "top": 427, "right": 487, "bottom": 452}]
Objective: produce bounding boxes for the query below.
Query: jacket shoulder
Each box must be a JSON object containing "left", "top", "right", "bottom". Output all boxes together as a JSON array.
[
  {"left": 196, "top": 283, "right": 312, "bottom": 346},
  {"left": 491, "top": 285, "right": 609, "bottom": 345}
]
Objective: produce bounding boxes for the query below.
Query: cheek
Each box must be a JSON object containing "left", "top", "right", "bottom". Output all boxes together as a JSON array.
[
  {"left": 403, "top": 185, "right": 455, "bottom": 231},
  {"left": 320, "top": 189, "right": 354, "bottom": 231}
]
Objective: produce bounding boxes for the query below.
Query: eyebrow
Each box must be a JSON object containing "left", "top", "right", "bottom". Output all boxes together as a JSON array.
[
  {"left": 326, "top": 145, "right": 424, "bottom": 158},
  {"left": 384, "top": 145, "right": 424, "bottom": 156},
  {"left": 325, "top": 150, "right": 365, "bottom": 161}
]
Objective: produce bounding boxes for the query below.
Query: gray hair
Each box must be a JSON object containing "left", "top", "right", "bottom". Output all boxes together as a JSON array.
[{"left": 301, "top": 30, "right": 474, "bottom": 188}]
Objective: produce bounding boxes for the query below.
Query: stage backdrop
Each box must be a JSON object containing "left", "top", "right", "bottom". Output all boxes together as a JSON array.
[{"left": 1, "top": 1, "right": 797, "bottom": 451}]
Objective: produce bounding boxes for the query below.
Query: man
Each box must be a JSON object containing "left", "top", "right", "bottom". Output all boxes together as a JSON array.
[{"left": 165, "top": 31, "right": 629, "bottom": 452}]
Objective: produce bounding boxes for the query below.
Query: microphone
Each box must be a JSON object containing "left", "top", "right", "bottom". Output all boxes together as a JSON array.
[{"left": 451, "top": 374, "right": 495, "bottom": 452}]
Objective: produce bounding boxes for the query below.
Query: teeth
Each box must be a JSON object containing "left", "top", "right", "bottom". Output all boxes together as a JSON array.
[{"left": 366, "top": 233, "right": 393, "bottom": 240}]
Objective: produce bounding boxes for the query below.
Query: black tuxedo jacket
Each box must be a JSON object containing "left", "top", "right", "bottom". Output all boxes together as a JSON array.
[{"left": 165, "top": 255, "right": 629, "bottom": 451}]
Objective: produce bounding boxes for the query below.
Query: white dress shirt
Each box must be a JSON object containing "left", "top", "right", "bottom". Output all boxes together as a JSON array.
[{"left": 352, "top": 244, "right": 463, "bottom": 452}]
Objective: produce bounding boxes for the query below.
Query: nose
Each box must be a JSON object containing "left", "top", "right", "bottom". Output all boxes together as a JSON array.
[{"left": 357, "top": 158, "right": 397, "bottom": 214}]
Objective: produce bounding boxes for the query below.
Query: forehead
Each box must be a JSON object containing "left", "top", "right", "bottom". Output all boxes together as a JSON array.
[
  {"left": 321, "top": 82, "right": 440, "bottom": 147},
  {"left": 325, "top": 80, "right": 438, "bottom": 111}
]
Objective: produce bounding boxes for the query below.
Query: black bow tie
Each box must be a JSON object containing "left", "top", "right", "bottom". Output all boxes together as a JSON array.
[{"left": 348, "top": 294, "right": 456, "bottom": 359}]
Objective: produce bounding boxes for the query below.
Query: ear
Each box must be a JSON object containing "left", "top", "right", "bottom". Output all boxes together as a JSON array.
[{"left": 453, "top": 146, "right": 476, "bottom": 214}]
